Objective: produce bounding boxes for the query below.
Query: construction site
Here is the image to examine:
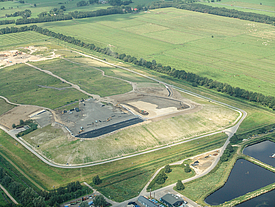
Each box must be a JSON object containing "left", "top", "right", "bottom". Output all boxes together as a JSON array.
[{"left": 0, "top": 46, "right": 59, "bottom": 68}]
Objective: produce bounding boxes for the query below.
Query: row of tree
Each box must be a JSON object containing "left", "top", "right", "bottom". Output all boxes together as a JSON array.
[
  {"left": 1, "top": 24, "right": 275, "bottom": 111},
  {"left": 109, "top": 0, "right": 133, "bottom": 6},
  {"left": 154, "top": 1, "right": 275, "bottom": 26},
  {"left": 0, "top": 165, "right": 92, "bottom": 207},
  {"left": 0, "top": 19, "right": 15, "bottom": 25},
  {"left": 220, "top": 144, "right": 234, "bottom": 162},
  {"left": 15, "top": 6, "right": 124, "bottom": 25},
  {"left": 5, "top": 9, "right": 31, "bottom": 18},
  {"left": 76, "top": 0, "right": 104, "bottom": 7}
]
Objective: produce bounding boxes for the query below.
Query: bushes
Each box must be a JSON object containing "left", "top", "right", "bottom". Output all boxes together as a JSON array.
[
  {"left": 176, "top": 180, "right": 185, "bottom": 191},
  {"left": 220, "top": 144, "right": 234, "bottom": 162}
]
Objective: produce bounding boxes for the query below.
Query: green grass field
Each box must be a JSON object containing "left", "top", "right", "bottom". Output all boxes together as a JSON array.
[
  {"left": 31, "top": 58, "right": 133, "bottom": 97},
  {"left": 0, "top": 98, "right": 14, "bottom": 116},
  {"left": 35, "top": 7, "right": 275, "bottom": 96},
  {"left": 199, "top": 0, "right": 275, "bottom": 16},
  {"left": 0, "top": 63, "right": 88, "bottom": 109},
  {"left": 0, "top": 32, "right": 51, "bottom": 49},
  {"left": 149, "top": 164, "right": 195, "bottom": 191},
  {"left": 0, "top": 0, "right": 155, "bottom": 21},
  {"left": 0, "top": 128, "right": 227, "bottom": 201}
]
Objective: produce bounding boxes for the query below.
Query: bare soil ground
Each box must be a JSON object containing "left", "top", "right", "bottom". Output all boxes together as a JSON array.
[
  {"left": 111, "top": 87, "right": 195, "bottom": 120},
  {"left": 0, "top": 46, "right": 60, "bottom": 68},
  {"left": 191, "top": 150, "right": 220, "bottom": 175},
  {"left": 0, "top": 105, "right": 44, "bottom": 129}
]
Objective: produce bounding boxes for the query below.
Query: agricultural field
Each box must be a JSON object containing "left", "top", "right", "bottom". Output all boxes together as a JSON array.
[
  {"left": 199, "top": 0, "right": 275, "bottom": 16},
  {"left": 0, "top": 32, "right": 51, "bottom": 50},
  {"left": 36, "top": 7, "right": 275, "bottom": 96},
  {"left": 0, "top": 0, "right": 155, "bottom": 21}
]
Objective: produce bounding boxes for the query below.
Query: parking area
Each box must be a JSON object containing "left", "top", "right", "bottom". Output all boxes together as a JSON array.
[{"left": 57, "top": 98, "right": 138, "bottom": 137}]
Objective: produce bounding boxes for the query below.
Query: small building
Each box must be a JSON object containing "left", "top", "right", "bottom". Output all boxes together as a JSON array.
[
  {"left": 160, "top": 194, "right": 186, "bottom": 207},
  {"left": 138, "top": 196, "right": 158, "bottom": 207}
]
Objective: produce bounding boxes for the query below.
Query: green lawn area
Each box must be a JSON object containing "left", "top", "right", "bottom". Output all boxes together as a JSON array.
[
  {"left": 149, "top": 164, "right": 195, "bottom": 191},
  {"left": 34, "top": 7, "right": 275, "bottom": 96},
  {"left": 0, "top": 98, "right": 14, "bottom": 116},
  {"left": 0, "top": 32, "right": 51, "bottom": 49},
  {"left": 0, "top": 128, "right": 227, "bottom": 201},
  {"left": 0, "top": 63, "right": 88, "bottom": 109},
  {"left": 31, "top": 58, "right": 133, "bottom": 97}
]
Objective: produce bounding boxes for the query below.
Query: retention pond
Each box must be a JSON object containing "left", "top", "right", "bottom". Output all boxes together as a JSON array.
[
  {"left": 204, "top": 159, "right": 275, "bottom": 205},
  {"left": 243, "top": 140, "right": 275, "bottom": 167}
]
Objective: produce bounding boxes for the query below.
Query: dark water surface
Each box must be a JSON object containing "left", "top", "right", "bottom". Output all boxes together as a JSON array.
[
  {"left": 204, "top": 159, "right": 275, "bottom": 205},
  {"left": 235, "top": 189, "right": 275, "bottom": 207},
  {"left": 243, "top": 140, "right": 275, "bottom": 167}
]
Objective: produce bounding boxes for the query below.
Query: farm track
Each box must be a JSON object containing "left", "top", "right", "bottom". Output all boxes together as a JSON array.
[{"left": 0, "top": 184, "right": 18, "bottom": 205}]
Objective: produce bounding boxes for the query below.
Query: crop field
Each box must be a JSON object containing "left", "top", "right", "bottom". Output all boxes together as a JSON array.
[
  {"left": 0, "top": 32, "right": 51, "bottom": 50},
  {"left": 31, "top": 58, "right": 133, "bottom": 97},
  {"left": 0, "top": 63, "right": 87, "bottom": 109},
  {"left": 0, "top": 0, "right": 155, "bottom": 21},
  {"left": 200, "top": 0, "right": 275, "bottom": 16},
  {"left": 37, "top": 7, "right": 275, "bottom": 96}
]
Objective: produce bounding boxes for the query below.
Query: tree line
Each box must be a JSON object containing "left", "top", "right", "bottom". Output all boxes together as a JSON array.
[
  {"left": 15, "top": 6, "right": 124, "bottom": 25},
  {"left": 5, "top": 9, "right": 31, "bottom": 18},
  {"left": 175, "top": 3, "right": 275, "bottom": 25},
  {"left": 1, "top": 25, "right": 275, "bottom": 111},
  {"left": 0, "top": 163, "right": 92, "bottom": 206},
  {"left": 4, "top": 1, "right": 274, "bottom": 27}
]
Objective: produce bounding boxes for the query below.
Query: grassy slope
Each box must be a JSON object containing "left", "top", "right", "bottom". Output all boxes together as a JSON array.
[
  {"left": 0, "top": 129, "right": 227, "bottom": 201},
  {"left": 23, "top": 96, "right": 236, "bottom": 164},
  {"left": 35, "top": 7, "right": 275, "bottom": 96},
  {"left": 0, "top": 63, "right": 87, "bottom": 109},
  {"left": 31, "top": 58, "right": 133, "bottom": 97},
  {"left": 0, "top": 99, "right": 14, "bottom": 116}
]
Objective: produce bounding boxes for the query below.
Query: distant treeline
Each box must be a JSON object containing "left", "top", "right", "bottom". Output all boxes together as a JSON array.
[
  {"left": 15, "top": 7, "right": 123, "bottom": 25},
  {"left": 0, "top": 19, "right": 15, "bottom": 25},
  {"left": 1, "top": 25, "right": 275, "bottom": 110},
  {"left": 0, "top": 0, "right": 13, "bottom": 2},
  {"left": 1, "top": 1, "right": 274, "bottom": 26},
  {"left": 148, "top": 1, "right": 275, "bottom": 26},
  {"left": 175, "top": 3, "right": 275, "bottom": 25}
]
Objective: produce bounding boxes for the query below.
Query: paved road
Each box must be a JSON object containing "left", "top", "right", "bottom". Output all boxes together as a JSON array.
[{"left": 0, "top": 184, "right": 18, "bottom": 205}]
